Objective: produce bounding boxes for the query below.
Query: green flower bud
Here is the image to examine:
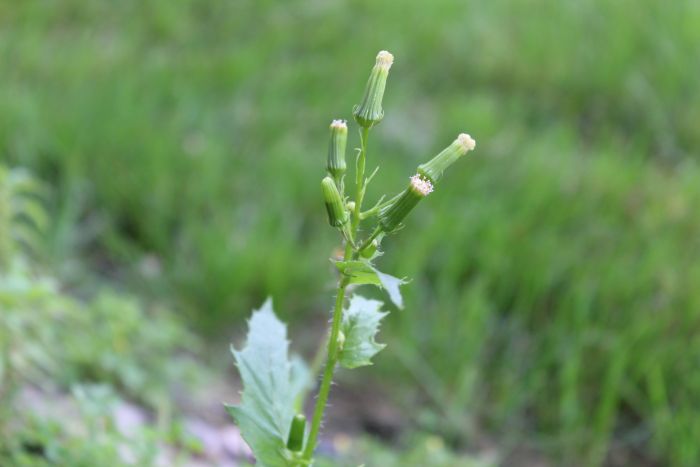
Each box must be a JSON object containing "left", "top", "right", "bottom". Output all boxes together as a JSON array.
[
  {"left": 353, "top": 50, "right": 394, "bottom": 128},
  {"left": 379, "top": 175, "right": 433, "bottom": 232},
  {"left": 327, "top": 119, "right": 347, "bottom": 181},
  {"left": 321, "top": 176, "right": 348, "bottom": 227},
  {"left": 286, "top": 414, "right": 306, "bottom": 452},
  {"left": 417, "top": 133, "right": 476, "bottom": 184}
]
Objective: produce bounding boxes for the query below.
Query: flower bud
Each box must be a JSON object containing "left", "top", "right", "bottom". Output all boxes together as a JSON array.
[
  {"left": 286, "top": 414, "right": 306, "bottom": 452},
  {"left": 379, "top": 175, "right": 433, "bottom": 232},
  {"left": 327, "top": 119, "right": 347, "bottom": 180},
  {"left": 417, "top": 133, "right": 476, "bottom": 184},
  {"left": 353, "top": 50, "right": 394, "bottom": 128},
  {"left": 321, "top": 176, "right": 348, "bottom": 227}
]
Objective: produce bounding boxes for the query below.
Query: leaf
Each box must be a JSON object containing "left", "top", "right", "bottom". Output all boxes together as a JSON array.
[
  {"left": 339, "top": 295, "right": 389, "bottom": 369},
  {"left": 225, "top": 299, "right": 308, "bottom": 467},
  {"left": 372, "top": 267, "right": 407, "bottom": 309},
  {"left": 290, "top": 354, "right": 312, "bottom": 411},
  {"left": 336, "top": 260, "right": 378, "bottom": 285},
  {"left": 335, "top": 260, "right": 408, "bottom": 308},
  {"left": 290, "top": 354, "right": 311, "bottom": 399}
]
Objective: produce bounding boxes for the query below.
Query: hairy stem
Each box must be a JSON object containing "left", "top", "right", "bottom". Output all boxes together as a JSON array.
[
  {"left": 302, "top": 126, "right": 371, "bottom": 464},
  {"left": 302, "top": 278, "right": 348, "bottom": 461}
]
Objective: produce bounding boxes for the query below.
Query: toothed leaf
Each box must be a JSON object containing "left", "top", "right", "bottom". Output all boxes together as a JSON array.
[
  {"left": 339, "top": 295, "right": 389, "bottom": 369},
  {"left": 225, "top": 299, "right": 309, "bottom": 467}
]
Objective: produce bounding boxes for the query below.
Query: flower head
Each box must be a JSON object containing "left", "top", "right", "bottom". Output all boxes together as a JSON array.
[
  {"left": 379, "top": 174, "right": 432, "bottom": 232},
  {"left": 330, "top": 119, "right": 347, "bottom": 130},
  {"left": 327, "top": 119, "right": 348, "bottom": 180},
  {"left": 417, "top": 133, "right": 476, "bottom": 183},
  {"left": 353, "top": 50, "right": 395, "bottom": 128},
  {"left": 409, "top": 174, "right": 433, "bottom": 197},
  {"left": 376, "top": 50, "right": 394, "bottom": 69},
  {"left": 321, "top": 176, "right": 349, "bottom": 227},
  {"left": 457, "top": 133, "right": 476, "bottom": 152}
]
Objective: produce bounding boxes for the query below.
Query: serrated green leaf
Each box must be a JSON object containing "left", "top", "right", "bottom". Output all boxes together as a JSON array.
[
  {"left": 339, "top": 295, "right": 389, "bottom": 369},
  {"left": 335, "top": 260, "right": 407, "bottom": 308},
  {"left": 225, "top": 299, "right": 309, "bottom": 467}
]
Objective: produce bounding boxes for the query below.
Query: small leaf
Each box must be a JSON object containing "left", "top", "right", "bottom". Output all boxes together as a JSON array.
[
  {"left": 336, "top": 260, "right": 379, "bottom": 285},
  {"left": 372, "top": 267, "right": 406, "bottom": 309},
  {"left": 339, "top": 295, "right": 389, "bottom": 369},
  {"left": 225, "top": 299, "right": 308, "bottom": 467},
  {"left": 335, "top": 260, "right": 407, "bottom": 308}
]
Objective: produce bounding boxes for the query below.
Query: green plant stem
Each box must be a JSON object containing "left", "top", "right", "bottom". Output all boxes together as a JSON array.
[
  {"left": 352, "top": 127, "right": 370, "bottom": 233},
  {"left": 302, "top": 126, "right": 371, "bottom": 464},
  {"left": 302, "top": 278, "right": 348, "bottom": 461}
]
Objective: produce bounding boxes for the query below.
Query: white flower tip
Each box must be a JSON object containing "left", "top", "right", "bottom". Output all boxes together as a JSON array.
[
  {"left": 457, "top": 133, "right": 476, "bottom": 152},
  {"left": 330, "top": 119, "right": 347, "bottom": 130},
  {"left": 376, "top": 50, "right": 394, "bottom": 69},
  {"left": 410, "top": 174, "right": 433, "bottom": 196}
]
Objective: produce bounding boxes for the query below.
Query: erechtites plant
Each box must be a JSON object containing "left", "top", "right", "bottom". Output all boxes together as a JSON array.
[{"left": 226, "top": 50, "right": 476, "bottom": 466}]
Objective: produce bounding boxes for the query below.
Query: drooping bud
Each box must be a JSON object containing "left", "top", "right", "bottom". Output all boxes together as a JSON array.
[
  {"left": 353, "top": 50, "right": 394, "bottom": 128},
  {"left": 286, "top": 414, "right": 306, "bottom": 452},
  {"left": 417, "top": 133, "right": 476, "bottom": 184},
  {"left": 327, "top": 119, "right": 347, "bottom": 181},
  {"left": 378, "top": 174, "right": 433, "bottom": 232},
  {"left": 321, "top": 176, "right": 348, "bottom": 227}
]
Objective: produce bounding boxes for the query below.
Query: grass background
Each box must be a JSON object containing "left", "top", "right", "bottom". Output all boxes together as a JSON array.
[{"left": 2, "top": 0, "right": 700, "bottom": 465}]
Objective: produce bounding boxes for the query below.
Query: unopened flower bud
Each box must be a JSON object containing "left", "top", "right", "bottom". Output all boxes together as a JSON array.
[
  {"left": 286, "top": 414, "right": 306, "bottom": 452},
  {"left": 346, "top": 201, "right": 355, "bottom": 212},
  {"left": 353, "top": 50, "right": 394, "bottom": 128},
  {"left": 379, "top": 174, "right": 433, "bottom": 232},
  {"left": 321, "top": 176, "right": 348, "bottom": 227},
  {"left": 327, "top": 119, "right": 347, "bottom": 180},
  {"left": 417, "top": 133, "right": 476, "bottom": 184}
]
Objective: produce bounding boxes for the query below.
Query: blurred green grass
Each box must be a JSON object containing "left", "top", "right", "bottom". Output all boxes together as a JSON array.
[{"left": 2, "top": 0, "right": 700, "bottom": 465}]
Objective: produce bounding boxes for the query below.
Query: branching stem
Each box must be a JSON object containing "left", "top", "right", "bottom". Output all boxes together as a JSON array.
[
  {"left": 351, "top": 127, "right": 370, "bottom": 233},
  {"left": 355, "top": 226, "right": 382, "bottom": 258},
  {"left": 302, "top": 126, "right": 371, "bottom": 464}
]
